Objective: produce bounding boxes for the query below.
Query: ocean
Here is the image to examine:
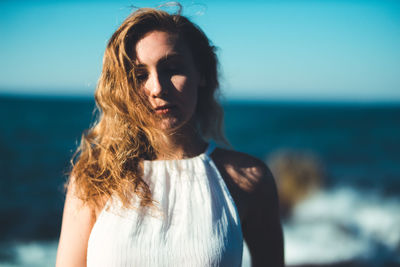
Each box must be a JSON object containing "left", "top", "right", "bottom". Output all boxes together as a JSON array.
[{"left": 0, "top": 95, "right": 399, "bottom": 266}]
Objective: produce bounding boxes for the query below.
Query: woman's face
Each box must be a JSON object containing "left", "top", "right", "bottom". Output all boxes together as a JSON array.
[{"left": 135, "top": 30, "right": 201, "bottom": 132}]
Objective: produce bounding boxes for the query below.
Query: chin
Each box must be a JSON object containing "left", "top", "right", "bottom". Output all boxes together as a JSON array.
[
  {"left": 159, "top": 117, "right": 193, "bottom": 133},
  {"left": 159, "top": 118, "right": 181, "bottom": 131}
]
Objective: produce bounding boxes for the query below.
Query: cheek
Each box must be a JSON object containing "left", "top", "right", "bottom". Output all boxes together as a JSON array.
[
  {"left": 171, "top": 77, "right": 198, "bottom": 103},
  {"left": 170, "top": 76, "right": 187, "bottom": 92}
]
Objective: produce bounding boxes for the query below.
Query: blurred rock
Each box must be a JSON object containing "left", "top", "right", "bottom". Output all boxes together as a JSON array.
[{"left": 266, "top": 150, "right": 325, "bottom": 218}]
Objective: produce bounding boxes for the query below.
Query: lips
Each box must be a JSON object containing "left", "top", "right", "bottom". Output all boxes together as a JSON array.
[{"left": 154, "top": 104, "right": 176, "bottom": 114}]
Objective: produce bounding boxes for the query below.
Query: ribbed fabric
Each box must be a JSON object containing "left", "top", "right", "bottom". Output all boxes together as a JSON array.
[{"left": 87, "top": 142, "right": 243, "bottom": 267}]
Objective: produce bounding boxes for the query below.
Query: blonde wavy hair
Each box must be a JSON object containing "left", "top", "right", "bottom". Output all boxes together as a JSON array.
[{"left": 69, "top": 7, "right": 227, "bottom": 209}]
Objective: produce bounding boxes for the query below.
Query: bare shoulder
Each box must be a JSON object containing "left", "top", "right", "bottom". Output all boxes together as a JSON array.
[
  {"left": 211, "top": 147, "right": 275, "bottom": 195},
  {"left": 212, "top": 148, "right": 284, "bottom": 266}
]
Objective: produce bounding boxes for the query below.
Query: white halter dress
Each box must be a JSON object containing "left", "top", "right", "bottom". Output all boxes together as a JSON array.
[{"left": 87, "top": 142, "right": 243, "bottom": 267}]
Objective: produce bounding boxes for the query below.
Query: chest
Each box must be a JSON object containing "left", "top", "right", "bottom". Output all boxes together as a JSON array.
[
  {"left": 87, "top": 155, "right": 244, "bottom": 267},
  {"left": 88, "top": 197, "right": 242, "bottom": 266}
]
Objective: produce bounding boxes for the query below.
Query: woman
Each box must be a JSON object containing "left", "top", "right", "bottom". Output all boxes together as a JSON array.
[{"left": 56, "top": 6, "right": 284, "bottom": 267}]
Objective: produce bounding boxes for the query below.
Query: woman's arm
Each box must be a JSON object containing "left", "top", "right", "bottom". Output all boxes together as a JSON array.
[
  {"left": 56, "top": 180, "right": 96, "bottom": 267},
  {"left": 242, "top": 162, "right": 284, "bottom": 267}
]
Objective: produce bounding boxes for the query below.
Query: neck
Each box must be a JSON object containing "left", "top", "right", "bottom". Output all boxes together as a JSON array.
[{"left": 156, "top": 125, "right": 207, "bottom": 160}]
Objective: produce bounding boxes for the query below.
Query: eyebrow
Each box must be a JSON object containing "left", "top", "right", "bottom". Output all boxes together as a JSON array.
[{"left": 136, "top": 53, "right": 183, "bottom": 68}]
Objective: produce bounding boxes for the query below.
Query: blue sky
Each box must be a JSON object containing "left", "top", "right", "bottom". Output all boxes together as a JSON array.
[{"left": 1, "top": 0, "right": 399, "bottom": 101}]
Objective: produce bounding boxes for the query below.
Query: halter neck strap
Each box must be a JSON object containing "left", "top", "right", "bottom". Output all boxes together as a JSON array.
[{"left": 204, "top": 141, "right": 216, "bottom": 156}]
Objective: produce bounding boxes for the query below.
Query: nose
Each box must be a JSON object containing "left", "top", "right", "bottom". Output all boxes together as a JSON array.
[{"left": 146, "top": 71, "right": 166, "bottom": 98}]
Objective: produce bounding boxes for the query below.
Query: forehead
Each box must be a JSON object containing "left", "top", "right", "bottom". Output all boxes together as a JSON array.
[{"left": 135, "top": 31, "right": 192, "bottom": 64}]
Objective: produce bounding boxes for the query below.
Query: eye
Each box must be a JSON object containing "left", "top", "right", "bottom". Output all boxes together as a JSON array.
[
  {"left": 135, "top": 69, "right": 148, "bottom": 83},
  {"left": 165, "top": 66, "right": 179, "bottom": 74},
  {"left": 163, "top": 63, "right": 183, "bottom": 75}
]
